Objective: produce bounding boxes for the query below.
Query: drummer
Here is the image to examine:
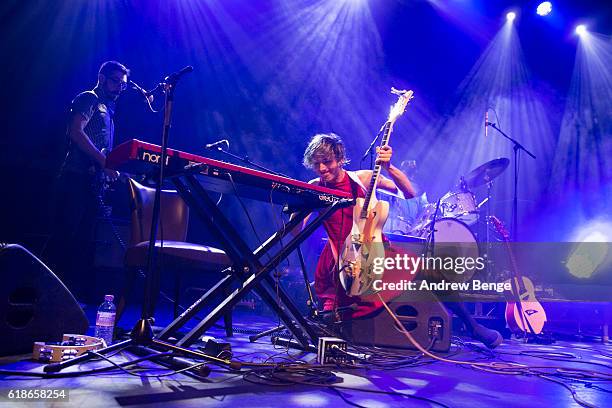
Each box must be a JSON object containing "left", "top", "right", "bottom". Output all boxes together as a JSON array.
[{"left": 378, "top": 159, "right": 429, "bottom": 234}]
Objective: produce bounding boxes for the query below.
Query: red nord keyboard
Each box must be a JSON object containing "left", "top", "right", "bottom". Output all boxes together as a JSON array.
[{"left": 106, "top": 139, "right": 352, "bottom": 209}]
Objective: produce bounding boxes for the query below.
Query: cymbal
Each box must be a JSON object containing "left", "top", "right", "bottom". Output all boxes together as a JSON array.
[{"left": 464, "top": 158, "right": 510, "bottom": 188}]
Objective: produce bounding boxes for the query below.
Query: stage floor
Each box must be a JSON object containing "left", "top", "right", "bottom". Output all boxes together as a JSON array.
[{"left": 1, "top": 306, "right": 611, "bottom": 408}]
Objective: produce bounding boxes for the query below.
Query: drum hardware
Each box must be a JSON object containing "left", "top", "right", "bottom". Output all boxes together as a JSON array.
[
  {"left": 484, "top": 181, "right": 493, "bottom": 280},
  {"left": 422, "top": 198, "right": 442, "bottom": 258},
  {"left": 477, "top": 197, "right": 489, "bottom": 209}
]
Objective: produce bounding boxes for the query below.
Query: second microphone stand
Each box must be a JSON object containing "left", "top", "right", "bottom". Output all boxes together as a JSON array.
[{"left": 486, "top": 122, "right": 536, "bottom": 241}]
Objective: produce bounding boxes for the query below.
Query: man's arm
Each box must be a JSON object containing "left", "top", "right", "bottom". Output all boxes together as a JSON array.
[
  {"left": 380, "top": 163, "right": 416, "bottom": 199},
  {"left": 358, "top": 145, "right": 416, "bottom": 199},
  {"left": 67, "top": 113, "right": 106, "bottom": 168},
  {"left": 289, "top": 178, "right": 319, "bottom": 235}
]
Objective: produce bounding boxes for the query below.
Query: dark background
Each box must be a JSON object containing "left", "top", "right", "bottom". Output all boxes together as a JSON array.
[{"left": 0, "top": 0, "right": 610, "bottom": 301}]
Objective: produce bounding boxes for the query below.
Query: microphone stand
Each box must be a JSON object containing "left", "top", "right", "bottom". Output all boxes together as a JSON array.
[
  {"left": 44, "top": 67, "right": 240, "bottom": 375},
  {"left": 487, "top": 122, "right": 536, "bottom": 241},
  {"left": 360, "top": 123, "right": 386, "bottom": 170}
]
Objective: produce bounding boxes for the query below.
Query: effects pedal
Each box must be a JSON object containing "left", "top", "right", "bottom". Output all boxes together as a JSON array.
[{"left": 317, "top": 337, "right": 348, "bottom": 364}]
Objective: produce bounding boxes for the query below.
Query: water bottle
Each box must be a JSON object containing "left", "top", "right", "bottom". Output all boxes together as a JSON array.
[{"left": 95, "top": 294, "right": 116, "bottom": 346}]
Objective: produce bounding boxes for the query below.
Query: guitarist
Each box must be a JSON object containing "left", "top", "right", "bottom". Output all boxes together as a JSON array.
[
  {"left": 302, "top": 133, "right": 415, "bottom": 317},
  {"left": 302, "top": 133, "right": 503, "bottom": 349}
]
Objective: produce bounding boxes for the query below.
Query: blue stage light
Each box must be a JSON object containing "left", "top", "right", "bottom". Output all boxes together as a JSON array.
[
  {"left": 536, "top": 2, "right": 552, "bottom": 17},
  {"left": 506, "top": 12, "right": 516, "bottom": 22},
  {"left": 575, "top": 24, "right": 587, "bottom": 35}
]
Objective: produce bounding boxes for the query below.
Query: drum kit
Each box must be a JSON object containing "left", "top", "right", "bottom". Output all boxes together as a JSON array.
[{"left": 383, "top": 158, "right": 511, "bottom": 275}]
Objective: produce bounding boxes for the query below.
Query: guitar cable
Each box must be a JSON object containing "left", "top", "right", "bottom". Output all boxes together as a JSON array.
[{"left": 377, "top": 292, "right": 611, "bottom": 408}]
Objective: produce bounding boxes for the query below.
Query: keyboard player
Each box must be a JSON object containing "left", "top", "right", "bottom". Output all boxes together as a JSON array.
[{"left": 44, "top": 61, "right": 127, "bottom": 290}]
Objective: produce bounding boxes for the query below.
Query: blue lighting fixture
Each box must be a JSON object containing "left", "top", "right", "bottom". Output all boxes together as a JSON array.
[
  {"left": 506, "top": 11, "right": 517, "bottom": 22},
  {"left": 536, "top": 2, "right": 552, "bottom": 17},
  {"left": 575, "top": 24, "right": 587, "bottom": 35}
]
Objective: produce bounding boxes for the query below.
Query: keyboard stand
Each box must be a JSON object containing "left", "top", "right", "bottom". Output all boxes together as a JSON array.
[{"left": 157, "top": 173, "right": 353, "bottom": 349}]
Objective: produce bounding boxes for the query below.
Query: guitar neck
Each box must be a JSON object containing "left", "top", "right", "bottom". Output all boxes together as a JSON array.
[
  {"left": 504, "top": 240, "right": 527, "bottom": 293},
  {"left": 360, "top": 121, "right": 393, "bottom": 219}
]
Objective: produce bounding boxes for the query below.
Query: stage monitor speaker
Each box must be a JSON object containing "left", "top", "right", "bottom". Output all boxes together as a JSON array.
[
  {"left": 0, "top": 244, "right": 89, "bottom": 356},
  {"left": 341, "top": 287, "right": 452, "bottom": 352}
]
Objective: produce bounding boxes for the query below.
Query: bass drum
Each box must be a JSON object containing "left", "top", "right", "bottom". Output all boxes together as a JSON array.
[{"left": 418, "top": 218, "right": 480, "bottom": 281}]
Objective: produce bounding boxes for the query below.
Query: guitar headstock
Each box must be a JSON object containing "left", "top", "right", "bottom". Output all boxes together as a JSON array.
[
  {"left": 388, "top": 88, "right": 414, "bottom": 124},
  {"left": 489, "top": 215, "right": 510, "bottom": 241}
]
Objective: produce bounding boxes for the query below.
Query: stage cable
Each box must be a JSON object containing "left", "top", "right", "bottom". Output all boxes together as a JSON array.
[{"left": 377, "top": 293, "right": 612, "bottom": 407}]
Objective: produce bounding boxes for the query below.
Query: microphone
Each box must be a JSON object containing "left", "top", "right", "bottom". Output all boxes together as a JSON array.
[
  {"left": 164, "top": 65, "right": 194, "bottom": 83},
  {"left": 205, "top": 139, "right": 229, "bottom": 150},
  {"left": 485, "top": 110, "right": 489, "bottom": 138}
]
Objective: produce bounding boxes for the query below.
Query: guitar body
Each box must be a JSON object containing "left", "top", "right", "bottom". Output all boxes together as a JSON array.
[
  {"left": 488, "top": 216, "right": 547, "bottom": 336},
  {"left": 505, "top": 275, "right": 547, "bottom": 335},
  {"left": 339, "top": 197, "right": 389, "bottom": 296}
]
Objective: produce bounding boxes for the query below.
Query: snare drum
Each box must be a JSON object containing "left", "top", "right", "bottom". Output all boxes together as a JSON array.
[{"left": 440, "top": 191, "right": 479, "bottom": 225}]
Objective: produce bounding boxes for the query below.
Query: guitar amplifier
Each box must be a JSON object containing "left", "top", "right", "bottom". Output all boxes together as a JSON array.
[{"left": 340, "top": 286, "right": 451, "bottom": 352}]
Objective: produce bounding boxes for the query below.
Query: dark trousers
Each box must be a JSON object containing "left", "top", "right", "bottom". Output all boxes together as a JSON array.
[{"left": 43, "top": 170, "right": 100, "bottom": 297}]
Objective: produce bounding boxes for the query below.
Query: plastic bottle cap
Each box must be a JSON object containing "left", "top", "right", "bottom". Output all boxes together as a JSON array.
[{"left": 104, "top": 294, "right": 114, "bottom": 302}]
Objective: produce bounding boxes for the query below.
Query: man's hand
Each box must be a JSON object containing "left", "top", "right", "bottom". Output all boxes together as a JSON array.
[{"left": 376, "top": 145, "right": 393, "bottom": 169}]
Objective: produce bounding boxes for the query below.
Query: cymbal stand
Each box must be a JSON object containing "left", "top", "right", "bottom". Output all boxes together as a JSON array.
[
  {"left": 423, "top": 198, "right": 442, "bottom": 257},
  {"left": 484, "top": 181, "right": 493, "bottom": 281}
]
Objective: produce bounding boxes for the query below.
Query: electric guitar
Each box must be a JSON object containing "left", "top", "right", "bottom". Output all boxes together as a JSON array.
[
  {"left": 339, "top": 88, "right": 414, "bottom": 296},
  {"left": 489, "top": 216, "right": 547, "bottom": 335}
]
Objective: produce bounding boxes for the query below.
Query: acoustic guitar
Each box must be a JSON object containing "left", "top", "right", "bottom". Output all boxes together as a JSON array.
[{"left": 489, "top": 216, "right": 547, "bottom": 335}]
